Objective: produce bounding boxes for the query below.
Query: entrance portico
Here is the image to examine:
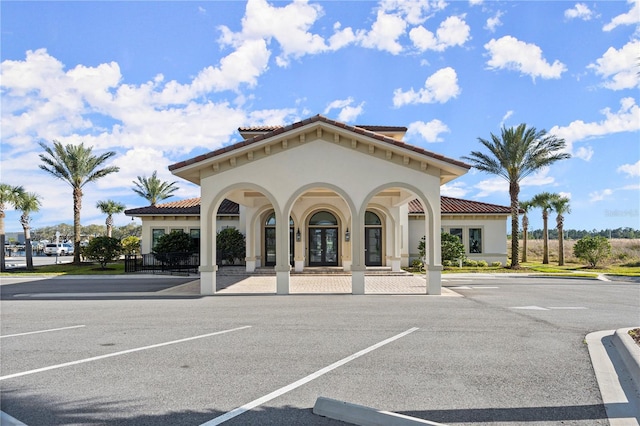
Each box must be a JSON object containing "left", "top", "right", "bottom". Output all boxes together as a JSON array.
[{"left": 169, "top": 115, "right": 470, "bottom": 295}]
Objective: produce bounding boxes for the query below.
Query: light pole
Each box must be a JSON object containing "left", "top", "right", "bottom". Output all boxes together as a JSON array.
[{"left": 55, "top": 231, "right": 60, "bottom": 264}]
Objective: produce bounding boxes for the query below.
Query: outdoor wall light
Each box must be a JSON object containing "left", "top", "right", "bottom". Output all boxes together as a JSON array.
[
  {"left": 296, "top": 228, "right": 301, "bottom": 242},
  {"left": 345, "top": 228, "right": 350, "bottom": 242}
]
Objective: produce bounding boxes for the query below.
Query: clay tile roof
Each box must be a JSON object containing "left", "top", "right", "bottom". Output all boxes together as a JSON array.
[
  {"left": 127, "top": 196, "right": 511, "bottom": 217},
  {"left": 409, "top": 196, "right": 512, "bottom": 215},
  {"left": 169, "top": 114, "right": 470, "bottom": 171},
  {"left": 125, "top": 198, "right": 239, "bottom": 216}
]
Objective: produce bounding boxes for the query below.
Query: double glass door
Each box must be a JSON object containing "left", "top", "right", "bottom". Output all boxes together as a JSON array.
[
  {"left": 264, "top": 227, "right": 294, "bottom": 266},
  {"left": 308, "top": 228, "right": 338, "bottom": 266}
]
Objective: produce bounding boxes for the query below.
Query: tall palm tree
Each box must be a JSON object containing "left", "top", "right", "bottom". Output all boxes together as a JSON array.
[
  {"left": 16, "top": 192, "right": 42, "bottom": 270},
  {"left": 39, "top": 141, "right": 119, "bottom": 265},
  {"left": 550, "top": 194, "right": 571, "bottom": 266},
  {"left": 0, "top": 183, "right": 25, "bottom": 272},
  {"left": 520, "top": 199, "right": 533, "bottom": 263},
  {"left": 531, "top": 192, "right": 555, "bottom": 264},
  {"left": 462, "top": 124, "right": 570, "bottom": 268},
  {"left": 96, "top": 199, "right": 126, "bottom": 237},
  {"left": 132, "top": 171, "right": 179, "bottom": 206}
]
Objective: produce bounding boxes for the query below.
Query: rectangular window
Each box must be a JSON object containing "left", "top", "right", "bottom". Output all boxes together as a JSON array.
[
  {"left": 152, "top": 229, "right": 165, "bottom": 249},
  {"left": 449, "top": 228, "right": 463, "bottom": 242},
  {"left": 469, "top": 228, "right": 482, "bottom": 253},
  {"left": 170, "top": 228, "right": 184, "bottom": 234},
  {"left": 190, "top": 229, "right": 201, "bottom": 253}
]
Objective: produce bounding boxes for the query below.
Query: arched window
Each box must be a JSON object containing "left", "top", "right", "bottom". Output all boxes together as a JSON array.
[
  {"left": 264, "top": 213, "right": 294, "bottom": 226},
  {"left": 309, "top": 211, "right": 338, "bottom": 226},
  {"left": 365, "top": 211, "right": 381, "bottom": 225}
]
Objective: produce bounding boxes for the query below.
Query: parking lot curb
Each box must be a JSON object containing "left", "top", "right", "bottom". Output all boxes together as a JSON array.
[
  {"left": 612, "top": 327, "right": 640, "bottom": 389},
  {"left": 313, "top": 396, "right": 448, "bottom": 426}
]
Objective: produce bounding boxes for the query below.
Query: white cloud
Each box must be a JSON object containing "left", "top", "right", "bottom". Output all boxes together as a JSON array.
[
  {"left": 603, "top": 0, "right": 640, "bottom": 31},
  {"left": 380, "top": 0, "right": 448, "bottom": 25},
  {"left": 328, "top": 23, "right": 357, "bottom": 50},
  {"left": 550, "top": 97, "right": 640, "bottom": 150},
  {"left": 500, "top": 110, "right": 514, "bottom": 127},
  {"left": 574, "top": 146, "right": 594, "bottom": 161},
  {"left": 219, "top": 0, "right": 327, "bottom": 67},
  {"left": 393, "top": 67, "right": 461, "bottom": 107},
  {"left": 589, "top": 188, "right": 613, "bottom": 202},
  {"left": 469, "top": 0, "right": 483, "bottom": 6},
  {"left": 357, "top": 10, "right": 407, "bottom": 54},
  {"left": 473, "top": 168, "right": 556, "bottom": 197},
  {"left": 588, "top": 39, "right": 640, "bottom": 90},
  {"left": 617, "top": 160, "right": 640, "bottom": 177},
  {"left": 564, "top": 3, "right": 594, "bottom": 20},
  {"left": 484, "top": 36, "right": 567, "bottom": 80},
  {"left": 410, "top": 15, "right": 470, "bottom": 52},
  {"left": 324, "top": 97, "right": 365, "bottom": 122},
  {"left": 407, "top": 119, "right": 450, "bottom": 142},
  {"left": 441, "top": 182, "right": 469, "bottom": 198},
  {"left": 485, "top": 11, "right": 504, "bottom": 32}
]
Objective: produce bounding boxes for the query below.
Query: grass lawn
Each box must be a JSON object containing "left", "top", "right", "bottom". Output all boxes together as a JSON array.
[{"left": 1, "top": 261, "right": 125, "bottom": 276}]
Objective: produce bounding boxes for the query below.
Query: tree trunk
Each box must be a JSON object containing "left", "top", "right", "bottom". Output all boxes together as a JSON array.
[
  {"left": 73, "top": 187, "right": 83, "bottom": 265},
  {"left": 557, "top": 215, "right": 564, "bottom": 266},
  {"left": 0, "top": 210, "right": 5, "bottom": 273},
  {"left": 23, "top": 225, "right": 34, "bottom": 270},
  {"left": 106, "top": 215, "right": 113, "bottom": 238},
  {"left": 542, "top": 210, "right": 549, "bottom": 264},
  {"left": 522, "top": 214, "right": 528, "bottom": 263},
  {"left": 509, "top": 180, "right": 520, "bottom": 268}
]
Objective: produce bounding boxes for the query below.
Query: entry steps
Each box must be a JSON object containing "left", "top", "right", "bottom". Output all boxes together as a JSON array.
[{"left": 217, "top": 266, "right": 411, "bottom": 276}]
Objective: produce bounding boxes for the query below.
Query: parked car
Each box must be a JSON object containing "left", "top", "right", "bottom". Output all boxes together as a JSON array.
[{"left": 44, "top": 243, "right": 74, "bottom": 256}]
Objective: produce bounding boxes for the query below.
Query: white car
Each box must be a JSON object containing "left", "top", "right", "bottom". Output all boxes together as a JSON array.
[{"left": 44, "top": 243, "right": 75, "bottom": 256}]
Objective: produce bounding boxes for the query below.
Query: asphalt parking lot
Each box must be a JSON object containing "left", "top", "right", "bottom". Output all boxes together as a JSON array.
[{"left": 1, "top": 274, "right": 638, "bottom": 425}]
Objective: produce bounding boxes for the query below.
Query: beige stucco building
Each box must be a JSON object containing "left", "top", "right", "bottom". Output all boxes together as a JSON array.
[{"left": 126, "top": 115, "right": 511, "bottom": 295}]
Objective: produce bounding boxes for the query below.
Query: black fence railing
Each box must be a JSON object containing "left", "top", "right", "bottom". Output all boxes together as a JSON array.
[{"left": 125, "top": 253, "right": 200, "bottom": 275}]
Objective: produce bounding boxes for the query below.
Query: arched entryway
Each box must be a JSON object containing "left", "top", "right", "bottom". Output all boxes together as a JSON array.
[
  {"left": 264, "top": 212, "right": 295, "bottom": 267},
  {"left": 364, "top": 210, "right": 383, "bottom": 266},
  {"left": 308, "top": 210, "right": 339, "bottom": 266}
]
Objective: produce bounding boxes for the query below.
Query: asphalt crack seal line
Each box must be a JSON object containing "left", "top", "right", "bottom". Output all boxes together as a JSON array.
[
  {"left": 201, "top": 327, "right": 420, "bottom": 426},
  {"left": 0, "top": 326, "right": 252, "bottom": 381}
]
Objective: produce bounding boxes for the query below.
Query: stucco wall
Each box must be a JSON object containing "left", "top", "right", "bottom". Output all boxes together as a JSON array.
[
  {"left": 139, "top": 216, "right": 238, "bottom": 253},
  {"left": 408, "top": 215, "right": 507, "bottom": 265}
]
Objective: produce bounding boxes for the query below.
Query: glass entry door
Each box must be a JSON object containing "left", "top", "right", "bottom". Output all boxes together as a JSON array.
[
  {"left": 365, "top": 227, "right": 382, "bottom": 266},
  {"left": 264, "top": 227, "right": 294, "bottom": 266},
  {"left": 308, "top": 228, "right": 338, "bottom": 266}
]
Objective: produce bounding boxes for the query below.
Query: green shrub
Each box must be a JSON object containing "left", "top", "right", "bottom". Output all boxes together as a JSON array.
[
  {"left": 476, "top": 260, "right": 488, "bottom": 267},
  {"left": 442, "top": 260, "right": 454, "bottom": 267},
  {"left": 83, "top": 236, "right": 122, "bottom": 269},
  {"left": 153, "top": 231, "right": 194, "bottom": 265},
  {"left": 463, "top": 259, "right": 478, "bottom": 267},
  {"left": 411, "top": 258, "right": 423, "bottom": 271},
  {"left": 217, "top": 228, "right": 245, "bottom": 265},
  {"left": 441, "top": 232, "right": 465, "bottom": 263},
  {"left": 121, "top": 235, "right": 141, "bottom": 255},
  {"left": 573, "top": 236, "right": 611, "bottom": 268},
  {"left": 491, "top": 261, "right": 502, "bottom": 267}
]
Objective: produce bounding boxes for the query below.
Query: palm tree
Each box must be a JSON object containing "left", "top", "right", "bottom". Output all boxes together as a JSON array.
[
  {"left": 550, "top": 194, "right": 571, "bottom": 266},
  {"left": 462, "top": 124, "right": 569, "bottom": 268},
  {"left": 132, "top": 171, "right": 179, "bottom": 206},
  {"left": 531, "top": 192, "right": 555, "bottom": 264},
  {"left": 520, "top": 199, "right": 533, "bottom": 263},
  {"left": 96, "top": 200, "right": 126, "bottom": 237},
  {"left": 39, "top": 141, "right": 119, "bottom": 265},
  {"left": 0, "top": 183, "right": 25, "bottom": 272},
  {"left": 16, "top": 192, "right": 42, "bottom": 270}
]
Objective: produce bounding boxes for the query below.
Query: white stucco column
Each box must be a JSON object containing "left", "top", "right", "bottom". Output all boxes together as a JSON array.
[
  {"left": 245, "top": 207, "right": 257, "bottom": 272},
  {"left": 199, "top": 206, "right": 217, "bottom": 295},
  {"left": 276, "top": 209, "right": 290, "bottom": 294},
  {"left": 350, "top": 212, "right": 365, "bottom": 294},
  {"left": 389, "top": 206, "right": 402, "bottom": 272},
  {"left": 426, "top": 265, "right": 442, "bottom": 295}
]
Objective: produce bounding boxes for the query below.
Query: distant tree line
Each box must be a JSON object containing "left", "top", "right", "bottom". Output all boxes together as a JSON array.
[
  {"left": 518, "top": 227, "right": 639, "bottom": 240},
  {"left": 29, "top": 223, "right": 142, "bottom": 243}
]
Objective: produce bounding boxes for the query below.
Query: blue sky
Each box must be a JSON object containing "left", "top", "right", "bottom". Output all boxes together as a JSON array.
[{"left": 1, "top": 0, "right": 639, "bottom": 234}]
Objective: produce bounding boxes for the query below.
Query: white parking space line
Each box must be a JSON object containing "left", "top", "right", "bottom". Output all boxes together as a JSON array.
[
  {"left": 201, "top": 327, "right": 419, "bottom": 426},
  {"left": 1, "top": 325, "right": 86, "bottom": 339},
  {"left": 548, "top": 307, "right": 588, "bottom": 310},
  {"left": 0, "top": 326, "right": 251, "bottom": 381},
  {"left": 472, "top": 286, "right": 499, "bottom": 289}
]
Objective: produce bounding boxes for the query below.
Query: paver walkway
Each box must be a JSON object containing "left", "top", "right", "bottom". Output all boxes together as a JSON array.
[{"left": 162, "top": 274, "right": 461, "bottom": 296}]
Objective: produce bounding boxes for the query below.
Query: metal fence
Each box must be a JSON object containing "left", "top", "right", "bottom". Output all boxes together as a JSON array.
[{"left": 124, "top": 253, "right": 200, "bottom": 275}]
